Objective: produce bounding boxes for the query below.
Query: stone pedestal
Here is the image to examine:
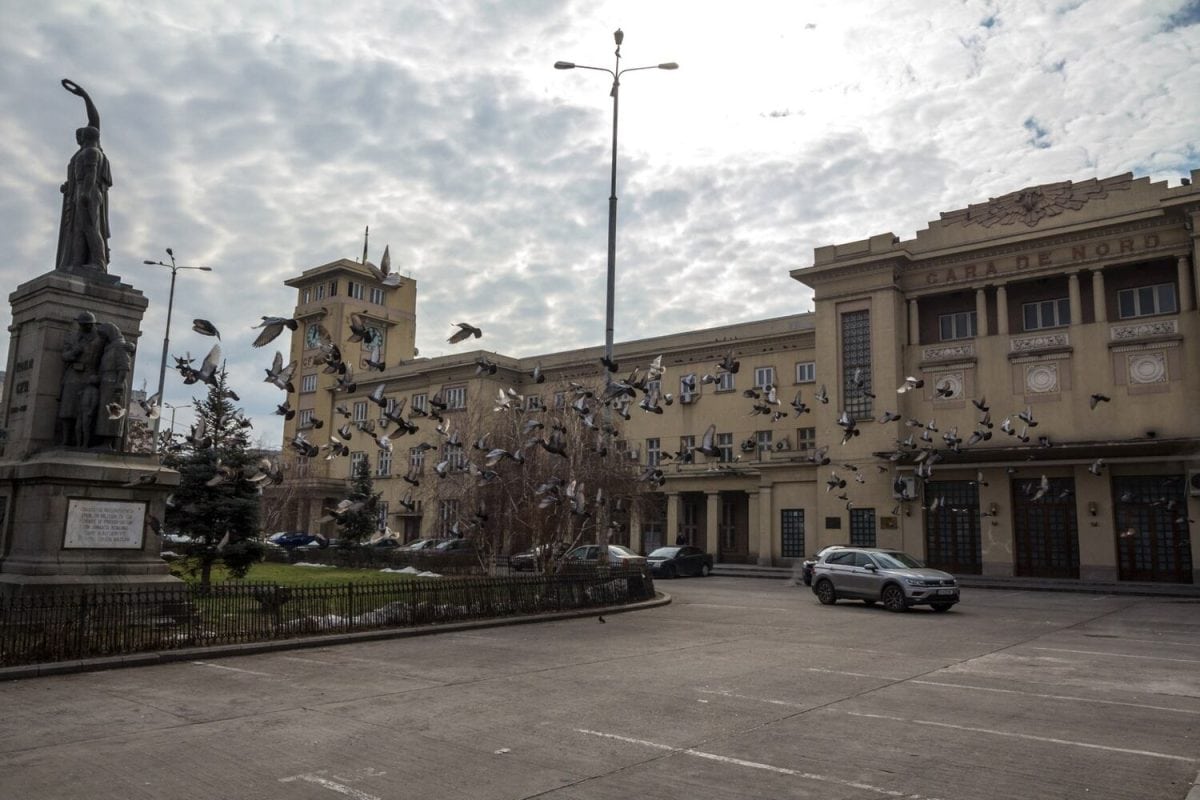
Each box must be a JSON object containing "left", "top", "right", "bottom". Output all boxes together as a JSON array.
[{"left": 0, "top": 270, "right": 181, "bottom": 596}]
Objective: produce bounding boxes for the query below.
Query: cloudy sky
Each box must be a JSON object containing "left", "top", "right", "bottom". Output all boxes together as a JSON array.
[{"left": 2, "top": 0, "right": 1197, "bottom": 449}]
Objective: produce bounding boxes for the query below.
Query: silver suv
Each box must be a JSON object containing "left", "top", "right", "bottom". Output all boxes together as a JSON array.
[{"left": 810, "top": 547, "right": 959, "bottom": 612}]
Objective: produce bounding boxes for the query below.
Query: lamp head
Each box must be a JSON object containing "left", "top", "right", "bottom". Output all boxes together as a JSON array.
[
  {"left": 554, "top": 61, "right": 575, "bottom": 70},
  {"left": 143, "top": 260, "right": 156, "bottom": 265},
  {"left": 658, "top": 62, "right": 679, "bottom": 70},
  {"left": 165, "top": 247, "right": 173, "bottom": 257},
  {"left": 613, "top": 28, "right": 624, "bottom": 45}
]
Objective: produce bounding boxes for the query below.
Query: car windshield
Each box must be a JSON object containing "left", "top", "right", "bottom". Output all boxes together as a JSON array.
[
  {"left": 648, "top": 547, "right": 680, "bottom": 558},
  {"left": 608, "top": 545, "right": 636, "bottom": 557},
  {"left": 872, "top": 551, "right": 924, "bottom": 569}
]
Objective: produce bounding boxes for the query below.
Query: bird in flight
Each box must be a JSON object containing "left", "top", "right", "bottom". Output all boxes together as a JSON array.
[{"left": 448, "top": 322, "right": 483, "bottom": 344}]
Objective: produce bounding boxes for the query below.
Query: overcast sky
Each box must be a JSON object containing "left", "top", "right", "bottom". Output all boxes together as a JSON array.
[{"left": 2, "top": 0, "right": 1197, "bottom": 449}]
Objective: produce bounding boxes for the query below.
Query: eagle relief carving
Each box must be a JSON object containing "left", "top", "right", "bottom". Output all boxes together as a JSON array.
[{"left": 941, "top": 174, "right": 1131, "bottom": 228}]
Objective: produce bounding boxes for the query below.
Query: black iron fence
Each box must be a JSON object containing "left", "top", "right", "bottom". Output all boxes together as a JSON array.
[{"left": 0, "top": 568, "right": 655, "bottom": 669}]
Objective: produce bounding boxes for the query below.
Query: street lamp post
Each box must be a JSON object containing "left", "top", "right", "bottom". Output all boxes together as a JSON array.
[
  {"left": 140, "top": 248, "right": 212, "bottom": 452},
  {"left": 555, "top": 29, "right": 677, "bottom": 373},
  {"left": 162, "top": 402, "right": 189, "bottom": 447}
]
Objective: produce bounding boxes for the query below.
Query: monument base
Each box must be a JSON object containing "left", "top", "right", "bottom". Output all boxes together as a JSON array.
[{"left": 0, "top": 449, "right": 181, "bottom": 598}]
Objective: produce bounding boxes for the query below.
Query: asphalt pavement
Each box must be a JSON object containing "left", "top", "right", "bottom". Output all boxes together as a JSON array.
[{"left": 1, "top": 578, "right": 1198, "bottom": 799}]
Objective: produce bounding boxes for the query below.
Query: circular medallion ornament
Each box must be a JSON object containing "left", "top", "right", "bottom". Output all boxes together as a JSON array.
[
  {"left": 1127, "top": 352, "right": 1166, "bottom": 384},
  {"left": 1025, "top": 363, "right": 1058, "bottom": 393},
  {"left": 934, "top": 372, "right": 964, "bottom": 400}
]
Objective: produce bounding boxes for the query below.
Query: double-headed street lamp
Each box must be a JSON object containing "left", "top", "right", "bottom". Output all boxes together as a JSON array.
[
  {"left": 555, "top": 29, "right": 677, "bottom": 371},
  {"left": 140, "top": 248, "right": 212, "bottom": 452}
]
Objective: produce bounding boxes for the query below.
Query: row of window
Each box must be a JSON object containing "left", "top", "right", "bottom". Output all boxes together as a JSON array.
[
  {"left": 937, "top": 283, "right": 1179, "bottom": 342},
  {"left": 300, "top": 279, "right": 386, "bottom": 305},
  {"left": 297, "top": 388, "right": 467, "bottom": 419},
  {"left": 777, "top": 507, "right": 877, "bottom": 558},
  {"left": 645, "top": 428, "right": 817, "bottom": 465}
]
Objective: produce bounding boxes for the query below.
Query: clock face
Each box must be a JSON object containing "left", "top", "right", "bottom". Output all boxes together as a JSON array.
[
  {"left": 305, "top": 324, "right": 321, "bottom": 349},
  {"left": 364, "top": 327, "right": 383, "bottom": 349}
]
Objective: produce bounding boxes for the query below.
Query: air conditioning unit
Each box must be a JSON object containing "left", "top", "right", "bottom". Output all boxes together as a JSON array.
[
  {"left": 740, "top": 438, "right": 756, "bottom": 453},
  {"left": 892, "top": 476, "right": 917, "bottom": 501},
  {"left": 775, "top": 438, "right": 791, "bottom": 452},
  {"left": 679, "top": 392, "right": 696, "bottom": 405},
  {"left": 1189, "top": 470, "right": 1200, "bottom": 498}
]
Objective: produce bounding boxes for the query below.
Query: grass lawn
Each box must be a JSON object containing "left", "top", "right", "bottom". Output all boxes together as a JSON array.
[{"left": 171, "top": 561, "right": 423, "bottom": 587}]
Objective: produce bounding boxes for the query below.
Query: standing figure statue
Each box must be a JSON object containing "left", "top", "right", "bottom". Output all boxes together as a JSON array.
[
  {"left": 95, "top": 321, "right": 135, "bottom": 451},
  {"left": 58, "top": 311, "right": 106, "bottom": 447},
  {"left": 56, "top": 79, "right": 112, "bottom": 275}
]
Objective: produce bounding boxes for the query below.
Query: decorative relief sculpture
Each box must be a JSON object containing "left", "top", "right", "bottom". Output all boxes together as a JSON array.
[
  {"left": 940, "top": 175, "right": 1130, "bottom": 229},
  {"left": 933, "top": 371, "right": 964, "bottom": 400},
  {"left": 921, "top": 344, "right": 975, "bottom": 362},
  {"left": 1110, "top": 319, "right": 1178, "bottom": 341},
  {"left": 1025, "top": 363, "right": 1059, "bottom": 394},
  {"left": 1127, "top": 352, "right": 1167, "bottom": 384},
  {"left": 58, "top": 312, "right": 134, "bottom": 449},
  {"left": 1010, "top": 333, "right": 1069, "bottom": 352}
]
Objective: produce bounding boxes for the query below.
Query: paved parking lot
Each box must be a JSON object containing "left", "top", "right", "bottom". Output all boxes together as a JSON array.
[{"left": 1, "top": 578, "right": 1199, "bottom": 799}]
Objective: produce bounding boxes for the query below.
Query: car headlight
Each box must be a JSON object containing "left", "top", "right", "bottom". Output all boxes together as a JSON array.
[{"left": 903, "top": 577, "right": 925, "bottom": 586}]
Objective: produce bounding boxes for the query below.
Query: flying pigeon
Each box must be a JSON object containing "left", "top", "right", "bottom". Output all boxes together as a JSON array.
[
  {"left": 250, "top": 316, "right": 298, "bottom": 348},
  {"left": 448, "top": 322, "right": 483, "bottom": 344},
  {"left": 192, "top": 319, "right": 220, "bottom": 339}
]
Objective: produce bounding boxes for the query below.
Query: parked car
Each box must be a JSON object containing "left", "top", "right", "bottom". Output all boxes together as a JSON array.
[
  {"left": 801, "top": 544, "right": 849, "bottom": 586},
  {"left": 810, "top": 547, "right": 959, "bottom": 612},
  {"left": 646, "top": 546, "right": 712, "bottom": 578},
  {"left": 399, "top": 538, "right": 446, "bottom": 551},
  {"left": 269, "top": 531, "right": 328, "bottom": 550},
  {"left": 509, "top": 543, "right": 569, "bottom": 572},
  {"left": 563, "top": 544, "right": 646, "bottom": 567},
  {"left": 433, "top": 538, "right": 482, "bottom": 558}
]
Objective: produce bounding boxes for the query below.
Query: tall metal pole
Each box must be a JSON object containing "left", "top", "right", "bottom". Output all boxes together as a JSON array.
[
  {"left": 604, "top": 37, "right": 621, "bottom": 367},
  {"left": 152, "top": 264, "right": 178, "bottom": 451}
]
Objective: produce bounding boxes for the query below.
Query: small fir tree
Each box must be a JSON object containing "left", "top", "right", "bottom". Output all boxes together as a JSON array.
[
  {"left": 338, "top": 456, "right": 381, "bottom": 545},
  {"left": 163, "top": 368, "right": 264, "bottom": 587}
]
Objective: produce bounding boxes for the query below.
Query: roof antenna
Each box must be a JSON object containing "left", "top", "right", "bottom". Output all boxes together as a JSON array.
[{"left": 361, "top": 225, "right": 369, "bottom": 264}]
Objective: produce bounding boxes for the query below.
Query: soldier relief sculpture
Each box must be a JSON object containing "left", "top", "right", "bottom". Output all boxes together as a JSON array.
[
  {"left": 58, "top": 312, "right": 134, "bottom": 450},
  {"left": 56, "top": 79, "right": 112, "bottom": 277}
]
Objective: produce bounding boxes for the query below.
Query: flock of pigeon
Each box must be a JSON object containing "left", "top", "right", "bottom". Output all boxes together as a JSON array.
[{"left": 143, "top": 241, "right": 1190, "bottom": 542}]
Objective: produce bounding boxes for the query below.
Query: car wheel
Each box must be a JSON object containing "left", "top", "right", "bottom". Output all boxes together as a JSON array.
[
  {"left": 882, "top": 584, "right": 907, "bottom": 612},
  {"left": 700, "top": 563, "right": 711, "bottom": 577},
  {"left": 862, "top": 599, "right": 876, "bottom": 607},
  {"left": 931, "top": 602, "right": 955, "bottom": 613},
  {"left": 814, "top": 579, "right": 837, "bottom": 605},
  {"left": 663, "top": 565, "right": 677, "bottom": 579}
]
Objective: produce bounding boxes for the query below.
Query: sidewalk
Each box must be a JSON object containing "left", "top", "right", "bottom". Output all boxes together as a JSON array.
[{"left": 712, "top": 562, "right": 1200, "bottom": 599}]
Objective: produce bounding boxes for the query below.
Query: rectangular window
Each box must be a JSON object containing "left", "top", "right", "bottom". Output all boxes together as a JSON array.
[
  {"left": 350, "top": 451, "right": 368, "bottom": 474},
  {"left": 369, "top": 286, "right": 385, "bottom": 305},
  {"left": 938, "top": 310, "right": 977, "bottom": 341},
  {"left": 411, "top": 393, "right": 427, "bottom": 413},
  {"left": 841, "top": 309, "right": 873, "bottom": 418},
  {"left": 756, "top": 430, "right": 772, "bottom": 457},
  {"left": 849, "top": 508, "right": 876, "bottom": 547},
  {"left": 553, "top": 391, "right": 566, "bottom": 410},
  {"left": 1022, "top": 298, "right": 1070, "bottom": 331},
  {"left": 353, "top": 400, "right": 368, "bottom": 422},
  {"left": 679, "top": 435, "right": 695, "bottom": 464},
  {"left": 315, "top": 284, "right": 325, "bottom": 300},
  {"left": 445, "top": 443, "right": 466, "bottom": 469},
  {"left": 795, "top": 361, "right": 815, "bottom": 383},
  {"left": 680, "top": 373, "right": 699, "bottom": 401},
  {"left": 376, "top": 501, "right": 389, "bottom": 531},
  {"left": 439, "top": 499, "right": 459, "bottom": 536},
  {"left": 781, "top": 509, "right": 805, "bottom": 558},
  {"left": 298, "top": 409, "right": 314, "bottom": 429},
  {"left": 797, "top": 426, "right": 817, "bottom": 453},
  {"left": 301, "top": 288, "right": 311, "bottom": 304},
  {"left": 716, "top": 371, "right": 735, "bottom": 392},
  {"left": 646, "top": 437, "right": 661, "bottom": 467},
  {"left": 525, "top": 395, "right": 542, "bottom": 412},
  {"left": 347, "top": 280, "right": 364, "bottom": 301},
  {"left": 376, "top": 449, "right": 392, "bottom": 477},
  {"left": 300, "top": 373, "right": 318, "bottom": 393},
  {"left": 328, "top": 280, "right": 338, "bottom": 297},
  {"left": 754, "top": 366, "right": 775, "bottom": 389},
  {"left": 444, "top": 386, "right": 467, "bottom": 410},
  {"left": 409, "top": 447, "right": 425, "bottom": 470},
  {"left": 717, "top": 432, "right": 734, "bottom": 463},
  {"left": 1118, "top": 283, "right": 1177, "bottom": 319}
]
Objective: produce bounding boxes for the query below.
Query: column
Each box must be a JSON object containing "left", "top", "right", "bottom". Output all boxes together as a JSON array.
[
  {"left": 628, "top": 513, "right": 642, "bottom": 555},
  {"left": 995, "top": 284, "right": 1009, "bottom": 335},
  {"left": 665, "top": 492, "right": 680, "bottom": 547},
  {"left": 756, "top": 486, "right": 774, "bottom": 566},
  {"left": 1192, "top": 254, "right": 1200, "bottom": 312},
  {"left": 1092, "top": 269, "right": 1106, "bottom": 323},
  {"left": 705, "top": 492, "right": 720, "bottom": 560},
  {"left": 908, "top": 299, "right": 920, "bottom": 345},
  {"left": 975, "top": 288, "right": 989, "bottom": 337},
  {"left": 1068, "top": 272, "right": 1082, "bottom": 327},
  {"left": 1178, "top": 255, "right": 1196, "bottom": 312}
]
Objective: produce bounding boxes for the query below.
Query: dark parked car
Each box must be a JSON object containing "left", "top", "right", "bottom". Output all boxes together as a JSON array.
[
  {"left": 269, "top": 531, "right": 328, "bottom": 550},
  {"left": 810, "top": 547, "right": 959, "bottom": 612},
  {"left": 562, "top": 544, "right": 646, "bottom": 566},
  {"left": 646, "top": 546, "right": 712, "bottom": 578},
  {"left": 433, "top": 538, "right": 482, "bottom": 559},
  {"left": 801, "top": 544, "right": 849, "bottom": 586},
  {"left": 510, "top": 543, "right": 569, "bottom": 572}
]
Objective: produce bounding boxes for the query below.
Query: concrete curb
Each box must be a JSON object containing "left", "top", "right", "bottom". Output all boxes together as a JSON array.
[{"left": 0, "top": 591, "right": 672, "bottom": 682}]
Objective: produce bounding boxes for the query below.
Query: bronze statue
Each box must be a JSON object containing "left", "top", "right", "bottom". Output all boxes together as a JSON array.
[
  {"left": 59, "top": 311, "right": 105, "bottom": 447},
  {"left": 95, "top": 321, "right": 135, "bottom": 451},
  {"left": 56, "top": 80, "right": 112, "bottom": 275}
]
